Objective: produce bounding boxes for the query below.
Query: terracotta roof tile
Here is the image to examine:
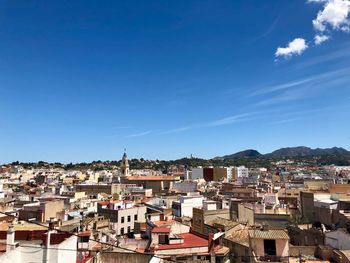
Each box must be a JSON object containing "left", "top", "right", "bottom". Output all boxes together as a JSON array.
[
  {"left": 248, "top": 229, "right": 289, "bottom": 239},
  {"left": 155, "top": 233, "right": 208, "bottom": 250},
  {"left": 152, "top": 227, "right": 170, "bottom": 233}
]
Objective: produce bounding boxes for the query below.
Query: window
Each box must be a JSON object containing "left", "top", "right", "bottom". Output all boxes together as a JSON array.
[
  {"left": 127, "top": 226, "right": 131, "bottom": 233},
  {"left": 127, "top": 215, "right": 131, "bottom": 222},
  {"left": 264, "top": 240, "right": 276, "bottom": 256},
  {"left": 159, "top": 234, "right": 169, "bottom": 244},
  {"left": 120, "top": 227, "right": 124, "bottom": 235},
  {"left": 134, "top": 214, "right": 138, "bottom": 221},
  {"left": 121, "top": 216, "right": 124, "bottom": 223}
]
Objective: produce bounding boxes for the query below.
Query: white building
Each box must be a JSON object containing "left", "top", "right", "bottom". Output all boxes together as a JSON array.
[
  {"left": 172, "top": 192, "right": 203, "bottom": 218},
  {"left": 98, "top": 200, "right": 147, "bottom": 235},
  {"left": 234, "top": 166, "right": 249, "bottom": 179},
  {"left": 0, "top": 226, "right": 77, "bottom": 263},
  {"left": 191, "top": 168, "right": 203, "bottom": 180}
]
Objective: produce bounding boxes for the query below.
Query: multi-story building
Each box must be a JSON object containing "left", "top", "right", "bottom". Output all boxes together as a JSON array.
[
  {"left": 97, "top": 200, "right": 146, "bottom": 236},
  {"left": 172, "top": 192, "right": 203, "bottom": 218},
  {"left": 233, "top": 166, "right": 249, "bottom": 179}
]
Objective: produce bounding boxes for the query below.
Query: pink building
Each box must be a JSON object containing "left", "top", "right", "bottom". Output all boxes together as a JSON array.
[{"left": 249, "top": 227, "right": 289, "bottom": 263}]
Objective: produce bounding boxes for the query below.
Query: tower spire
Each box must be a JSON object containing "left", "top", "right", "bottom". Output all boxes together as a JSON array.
[{"left": 121, "top": 149, "right": 129, "bottom": 176}]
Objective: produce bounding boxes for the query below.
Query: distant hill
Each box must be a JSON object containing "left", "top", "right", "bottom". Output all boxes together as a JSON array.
[
  {"left": 222, "top": 149, "right": 262, "bottom": 159},
  {"left": 218, "top": 146, "right": 350, "bottom": 159},
  {"left": 266, "top": 146, "right": 350, "bottom": 157}
]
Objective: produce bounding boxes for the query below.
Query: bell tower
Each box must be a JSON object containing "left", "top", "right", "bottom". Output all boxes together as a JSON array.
[{"left": 121, "top": 149, "right": 130, "bottom": 177}]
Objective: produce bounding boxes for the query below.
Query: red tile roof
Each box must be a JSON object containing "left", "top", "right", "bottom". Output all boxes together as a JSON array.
[
  {"left": 78, "top": 231, "right": 91, "bottom": 237},
  {"left": 153, "top": 220, "right": 174, "bottom": 226},
  {"left": 152, "top": 227, "right": 171, "bottom": 233},
  {"left": 155, "top": 233, "right": 208, "bottom": 250}
]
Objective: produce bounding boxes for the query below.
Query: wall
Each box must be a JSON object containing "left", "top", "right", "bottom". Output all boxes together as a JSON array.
[
  {"left": 116, "top": 206, "right": 147, "bottom": 235},
  {"left": 172, "top": 181, "right": 198, "bottom": 193},
  {"left": 223, "top": 238, "right": 249, "bottom": 263},
  {"left": 97, "top": 252, "right": 152, "bottom": 263},
  {"left": 330, "top": 184, "right": 350, "bottom": 194},
  {"left": 41, "top": 200, "right": 65, "bottom": 221},
  {"left": 154, "top": 246, "right": 208, "bottom": 256},
  {"left": 325, "top": 230, "right": 350, "bottom": 250},
  {"left": 203, "top": 168, "right": 214, "bottom": 182},
  {"left": 255, "top": 214, "right": 291, "bottom": 229},
  {"left": 192, "top": 168, "right": 203, "bottom": 180},
  {"left": 300, "top": 192, "right": 315, "bottom": 223},
  {"left": 314, "top": 206, "right": 333, "bottom": 226},
  {"left": 55, "top": 235, "right": 77, "bottom": 263},
  {"left": 192, "top": 208, "right": 205, "bottom": 234},
  {"left": 213, "top": 168, "right": 227, "bottom": 181},
  {"left": 0, "top": 235, "right": 77, "bottom": 263},
  {"left": 238, "top": 204, "right": 254, "bottom": 226},
  {"left": 252, "top": 238, "right": 288, "bottom": 258},
  {"left": 0, "top": 244, "right": 43, "bottom": 263},
  {"left": 289, "top": 246, "right": 316, "bottom": 257},
  {"left": 170, "top": 221, "right": 190, "bottom": 234},
  {"left": 75, "top": 184, "right": 113, "bottom": 195}
]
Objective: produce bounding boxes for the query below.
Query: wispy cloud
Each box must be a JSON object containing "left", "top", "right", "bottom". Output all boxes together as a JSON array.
[
  {"left": 158, "top": 111, "right": 261, "bottom": 135},
  {"left": 249, "top": 15, "right": 280, "bottom": 43},
  {"left": 160, "top": 126, "right": 193, "bottom": 134},
  {"left": 256, "top": 87, "right": 309, "bottom": 106},
  {"left": 252, "top": 67, "right": 350, "bottom": 98},
  {"left": 294, "top": 43, "right": 350, "bottom": 68},
  {"left": 250, "top": 79, "right": 313, "bottom": 97},
  {"left": 253, "top": 67, "right": 350, "bottom": 106},
  {"left": 127, "top": 131, "right": 152, "bottom": 138},
  {"left": 268, "top": 117, "right": 304, "bottom": 125},
  {"left": 206, "top": 112, "right": 258, "bottom": 127}
]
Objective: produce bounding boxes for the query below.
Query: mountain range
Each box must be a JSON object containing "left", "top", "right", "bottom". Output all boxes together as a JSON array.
[{"left": 219, "top": 146, "right": 350, "bottom": 159}]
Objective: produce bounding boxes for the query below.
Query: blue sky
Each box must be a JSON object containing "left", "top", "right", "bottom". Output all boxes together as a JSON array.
[{"left": 1, "top": 0, "right": 350, "bottom": 163}]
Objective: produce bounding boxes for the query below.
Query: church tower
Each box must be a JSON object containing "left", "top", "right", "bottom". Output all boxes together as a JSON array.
[{"left": 121, "top": 149, "right": 130, "bottom": 176}]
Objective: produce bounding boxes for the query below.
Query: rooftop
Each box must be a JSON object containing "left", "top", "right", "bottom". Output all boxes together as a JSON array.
[
  {"left": 248, "top": 229, "right": 289, "bottom": 240},
  {"left": 126, "top": 176, "right": 179, "bottom": 181},
  {"left": 0, "top": 222, "right": 47, "bottom": 231},
  {"left": 154, "top": 233, "right": 207, "bottom": 250},
  {"left": 152, "top": 227, "right": 171, "bottom": 233},
  {"left": 225, "top": 228, "right": 249, "bottom": 247}
]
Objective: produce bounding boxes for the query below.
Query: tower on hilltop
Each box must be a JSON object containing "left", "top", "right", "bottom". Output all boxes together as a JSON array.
[{"left": 121, "top": 149, "right": 130, "bottom": 177}]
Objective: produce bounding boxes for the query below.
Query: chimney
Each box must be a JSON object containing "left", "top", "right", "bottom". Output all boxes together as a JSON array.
[
  {"left": 159, "top": 213, "right": 164, "bottom": 221},
  {"left": 208, "top": 233, "right": 215, "bottom": 253},
  {"left": 6, "top": 224, "right": 15, "bottom": 250}
]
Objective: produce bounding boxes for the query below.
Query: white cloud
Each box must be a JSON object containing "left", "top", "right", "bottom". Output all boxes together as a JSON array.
[
  {"left": 312, "top": 0, "right": 350, "bottom": 32},
  {"left": 275, "top": 0, "right": 350, "bottom": 57},
  {"left": 275, "top": 38, "right": 308, "bottom": 57},
  {"left": 314, "top": 34, "right": 330, "bottom": 44}
]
